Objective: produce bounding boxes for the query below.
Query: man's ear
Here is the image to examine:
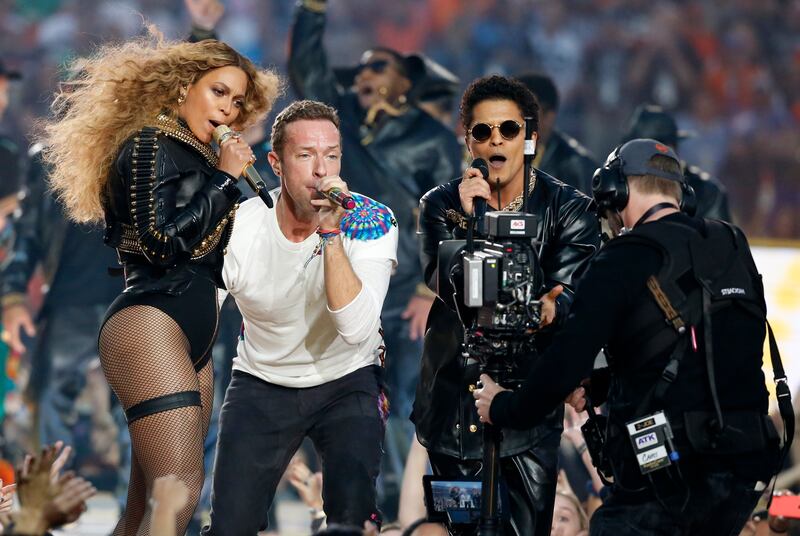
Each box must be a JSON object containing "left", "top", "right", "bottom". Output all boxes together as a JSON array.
[
  {"left": 267, "top": 151, "right": 281, "bottom": 176},
  {"left": 528, "top": 131, "right": 539, "bottom": 155}
]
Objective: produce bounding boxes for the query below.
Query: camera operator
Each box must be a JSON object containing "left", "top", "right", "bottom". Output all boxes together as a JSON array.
[
  {"left": 413, "top": 75, "right": 600, "bottom": 536},
  {"left": 475, "top": 139, "right": 784, "bottom": 535}
]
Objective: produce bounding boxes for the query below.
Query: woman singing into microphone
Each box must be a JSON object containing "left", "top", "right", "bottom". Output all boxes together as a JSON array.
[{"left": 41, "top": 34, "right": 281, "bottom": 535}]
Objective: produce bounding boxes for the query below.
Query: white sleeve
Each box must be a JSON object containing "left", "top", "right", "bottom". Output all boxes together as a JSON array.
[
  {"left": 328, "top": 224, "right": 399, "bottom": 344},
  {"left": 219, "top": 220, "right": 242, "bottom": 308},
  {"left": 217, "top": 287, "right": 229, "bottom": 309}
]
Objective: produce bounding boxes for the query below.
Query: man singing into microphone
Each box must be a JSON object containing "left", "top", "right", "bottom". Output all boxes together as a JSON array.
[
  {"left": 414, "top": 76, "right": 600, "bottom": 535},
  {"left": 202, "top": 100, "right": 398, "bottom": 535}
]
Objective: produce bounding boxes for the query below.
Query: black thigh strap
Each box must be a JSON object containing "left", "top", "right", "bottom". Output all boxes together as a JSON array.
[{"left": 125, "top": 390, "right": 202, "bottom": 424}]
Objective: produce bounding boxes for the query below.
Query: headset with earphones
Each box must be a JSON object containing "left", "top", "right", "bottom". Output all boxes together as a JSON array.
[{"left": 592, "top": 138, "right": 696, "bottom": 217}]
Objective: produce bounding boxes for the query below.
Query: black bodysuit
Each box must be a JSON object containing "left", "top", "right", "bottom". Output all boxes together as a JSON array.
[{"left": 102, "top": 114, "right": 241, "bottom": 371}]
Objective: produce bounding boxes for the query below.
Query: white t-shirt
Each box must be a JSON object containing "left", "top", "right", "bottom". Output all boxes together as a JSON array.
[{"left": 219, "top": 191, "right": 398, "bottom": 388}]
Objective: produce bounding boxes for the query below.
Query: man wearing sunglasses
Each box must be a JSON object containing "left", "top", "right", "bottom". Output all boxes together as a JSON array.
[
  {"left": 290, "top": 0, "right": 462, "bottom": 518},
  {"left": 413, "top": 75, "right": 600, "bottom": 536}
]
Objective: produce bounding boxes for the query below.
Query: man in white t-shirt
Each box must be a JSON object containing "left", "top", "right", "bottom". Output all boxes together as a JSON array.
[{"left": 203, "top": 100, "right": 398, "bottom": 535}]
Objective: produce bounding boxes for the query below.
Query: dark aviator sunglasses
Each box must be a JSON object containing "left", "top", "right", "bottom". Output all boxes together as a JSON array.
[
  {"left": 469, "top": 120, "right": 523, "bottom": 143},
  {"left": 356, "top": 59, "right": 390, "bottom": 75}
]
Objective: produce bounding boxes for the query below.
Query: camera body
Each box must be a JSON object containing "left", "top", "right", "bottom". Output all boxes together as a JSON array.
[
  {"left": 439, "top": 212, "right": 544, "bottom": 371},
  {"left": 432, "top": 211, "right": 544, "bottom": 533}
]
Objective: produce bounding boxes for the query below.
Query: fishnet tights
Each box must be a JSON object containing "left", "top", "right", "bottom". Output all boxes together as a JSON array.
[{"left": 99, "top": 305, "right": 214, "bottom": 536}]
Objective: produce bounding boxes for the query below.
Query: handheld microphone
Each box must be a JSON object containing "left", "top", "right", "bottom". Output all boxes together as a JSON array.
[
  {"left": 464, "top": 157, "right": 489, "bottom": 253},
  {"left": 212, "top": 124, "right": 273, "bottom": 209},
  {"left": 317, "top": 186, "right": 356, "bottom": 210},
  {"left": 470, "top": 157, "right": 489, "bottom": 220}
]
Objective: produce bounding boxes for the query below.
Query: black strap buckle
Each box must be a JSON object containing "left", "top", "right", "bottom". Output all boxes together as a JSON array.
[
  {"left": 661, "top": 359, "right": 680, "bottom": 383},
  {"left": 776, "top": 377, "right": 791, "bottom": 398}
]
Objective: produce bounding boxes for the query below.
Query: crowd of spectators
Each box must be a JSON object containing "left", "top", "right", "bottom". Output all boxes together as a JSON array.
[{"left": 1, "top": 0, "right": 799, "bottom": 238}]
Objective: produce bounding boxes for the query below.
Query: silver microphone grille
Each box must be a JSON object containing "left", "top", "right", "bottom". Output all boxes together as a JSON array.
[{"left": 212, "top": 124, "right": 233, "bottom": 145}]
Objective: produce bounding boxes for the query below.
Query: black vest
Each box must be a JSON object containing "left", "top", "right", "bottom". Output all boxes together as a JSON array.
[
  {"left": 601, "top": 218, "right": 777, "bottom": 486},
  {"left": 611, "top": 219, "right": 765, "bottom": 371}
]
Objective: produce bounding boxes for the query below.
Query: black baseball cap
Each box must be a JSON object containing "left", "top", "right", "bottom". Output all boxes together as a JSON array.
[
  {"left": 0, "top": 60, "right": 21, "bottom": 80},
  {"left": 623, "top": 104, "right": 692, "bottom": 147},
  {"left": 615, "top": 138, "right": 683, "bottom": 182}
]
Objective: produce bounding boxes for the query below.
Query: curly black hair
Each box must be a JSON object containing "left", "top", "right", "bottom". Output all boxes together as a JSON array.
[{"left": 460, "top": 75, "right": 539, "bottom": 134}]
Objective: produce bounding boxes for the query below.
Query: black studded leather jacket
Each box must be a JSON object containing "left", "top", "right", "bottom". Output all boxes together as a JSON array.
[
  {"left": 412, "top": 170, "right": 601, "bottom": 459},
  {"left": 103, "top": 116, "right": 241, "bottom": 295}
]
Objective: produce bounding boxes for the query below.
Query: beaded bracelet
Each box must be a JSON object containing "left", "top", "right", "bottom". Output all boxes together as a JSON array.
[{"left": 303, "top": 228, "right": 341, "bottom": 269}]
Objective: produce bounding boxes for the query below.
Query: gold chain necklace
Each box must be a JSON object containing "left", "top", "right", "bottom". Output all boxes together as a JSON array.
[
  {"left": 499, "top": 170, "right": 537, "bottom": 212},
  {"left": 444, "top": 171, "right": 538, "bottom": 230},
  {"left": 155, "top": 113, "right": 219, "bottom": 166}
]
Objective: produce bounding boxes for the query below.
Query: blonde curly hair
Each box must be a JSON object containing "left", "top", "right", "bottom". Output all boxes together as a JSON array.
[{"left": 41, "top": 32, "right": 283, "bottom": 223}]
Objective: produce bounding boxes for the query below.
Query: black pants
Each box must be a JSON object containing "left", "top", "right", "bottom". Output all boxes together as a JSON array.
[
  {"left": 202, "top": 366, "right": 385, "bottom": 535},
  {"left": 428, "top": 446, "right": 557, "bottom": 536}
]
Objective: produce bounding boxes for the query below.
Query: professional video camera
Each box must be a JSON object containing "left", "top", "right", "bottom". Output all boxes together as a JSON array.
[
  {"left": 437, "top": 210, "right": 544, "bottom": 370},
  {"left": 434, "top": 212, "right": 543, "bottom": 536}
]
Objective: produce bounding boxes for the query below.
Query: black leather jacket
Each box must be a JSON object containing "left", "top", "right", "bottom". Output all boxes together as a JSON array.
[
  {"left": 103, "top": 118, "right": 241, "bottom": 295},
  {"left": 413, "top": 170, "right": 600, "bottom": 459},
  {"left": 289, "top": 3, "right": 462, "bottom": 313},
  {"left": 684, "top": 164, "right": 731, "bottom": 221},
  {"left": 538, "top": 130, "right": 598, "bottom": 196}
]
